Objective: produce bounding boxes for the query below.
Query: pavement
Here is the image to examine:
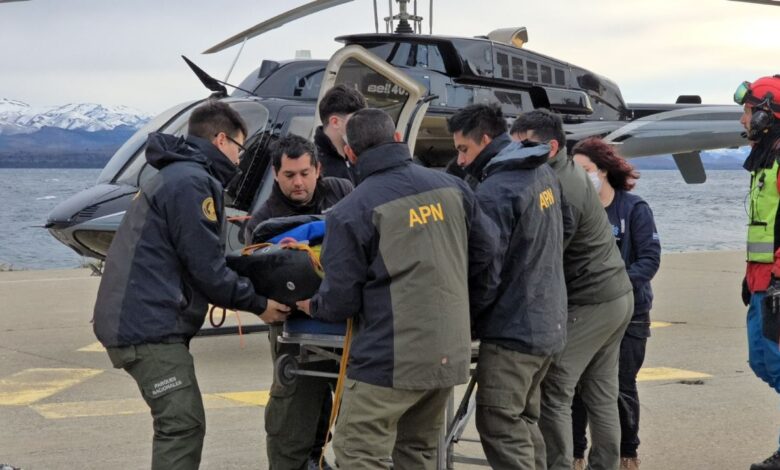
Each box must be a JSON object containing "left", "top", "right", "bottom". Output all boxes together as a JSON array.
[{"left": 0, "top": 250, "right": 776, "bottom": 469}]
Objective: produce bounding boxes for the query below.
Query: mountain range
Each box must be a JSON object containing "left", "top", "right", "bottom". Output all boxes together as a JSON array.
[{"left": 0, "top": 98, "right": 151, "bottom": 168}]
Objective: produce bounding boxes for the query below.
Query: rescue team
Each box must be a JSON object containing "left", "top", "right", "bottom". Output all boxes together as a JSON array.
[{"left": 88, "top": 75, "right": 780, "bottom": 470}]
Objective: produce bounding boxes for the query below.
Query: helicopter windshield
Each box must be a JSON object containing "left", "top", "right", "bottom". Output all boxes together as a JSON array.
[
  {"left": 97, "top": 100, "right": 200, "bottom": 184},
  {"left": 112, "top": 100, "right": 269, "bottom": 188}
]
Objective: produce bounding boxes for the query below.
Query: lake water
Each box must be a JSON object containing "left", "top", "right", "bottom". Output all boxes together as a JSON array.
[{"left": 0, "top": 168, "right": 750, "bottom": 270}]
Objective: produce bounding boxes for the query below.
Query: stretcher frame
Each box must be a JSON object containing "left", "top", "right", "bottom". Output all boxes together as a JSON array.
[{"left": 276, "top": 332, "right": 490, "bottom": 469}]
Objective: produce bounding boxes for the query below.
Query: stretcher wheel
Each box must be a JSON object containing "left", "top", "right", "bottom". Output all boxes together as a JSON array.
[{"left": 275, "top": 353, "right": 299, "bottom": 387}]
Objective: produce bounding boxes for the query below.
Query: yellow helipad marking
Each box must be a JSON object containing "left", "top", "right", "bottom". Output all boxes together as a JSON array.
[
  {"left": 77, "top": 342, "right": 105, "bottom": 352},
  {"left": 31, "top": 391, "right": 270, "bottom": 419},
  {"left": 650, "top": 321, "right": 672, "bottom": 329},
  {"left": 0, "top": 368, "right": 103, "bottom": 405},
  {"left": 637, "top": 367, "right": 711, "bottom": 382},
  {"left": 214, "top": 390, "right": 270, "bottom": 406}
]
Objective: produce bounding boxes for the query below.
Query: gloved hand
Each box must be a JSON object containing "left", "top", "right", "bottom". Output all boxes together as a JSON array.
[
  {"left": 762, "top": 276, "right": 780, "bottom": 342},
  {"left": 742, "top": 277, "right": 751, "bottom": 306}
]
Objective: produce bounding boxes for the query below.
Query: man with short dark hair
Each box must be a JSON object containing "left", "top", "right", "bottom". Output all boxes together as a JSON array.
[
  {"left": 298, "top": 108, "right": 501, "bottom": 469},
  {"left": 244, "top": 134, "right": 352, "bottom": 470},
  {"left": 93, "top": 100, "right": 291, "bottom": 469},
  {"left": 314, "top": 84, "right": 367, "bottom": 184},
  {"left": 448, "top": 103, "right": 567, "bottom": 469},
  {"left": 243, "top": 135, "right": 352, "bottom": 242},
  {"left": 511, "top": 109, "right": 633, "bottom": 470},
  {"left": 446, "top": 103, "right": 511, "bottom": 189}
]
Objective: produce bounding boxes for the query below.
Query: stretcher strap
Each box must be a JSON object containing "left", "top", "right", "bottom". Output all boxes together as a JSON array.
[{"left": 319, "top": 318, "right": 353, "bottom": 470}]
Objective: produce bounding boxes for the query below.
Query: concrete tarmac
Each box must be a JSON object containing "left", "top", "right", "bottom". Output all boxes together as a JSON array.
[{"left": 0, "top": 250, "right": 776, "bottom": 469}]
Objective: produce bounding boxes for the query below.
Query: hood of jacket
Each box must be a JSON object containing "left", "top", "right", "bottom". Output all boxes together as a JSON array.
[
  {"left": 464, "top": 133, "right": 512, "bottom": 182},
  {"left": 484, "top": 140, "right": 551, "bottom": 177},
  {"left": 355, "top": 142, "right": 412, "bottom": 183},
  {"left": 146, "top": 133, "right": 237, "bottom": 187}
]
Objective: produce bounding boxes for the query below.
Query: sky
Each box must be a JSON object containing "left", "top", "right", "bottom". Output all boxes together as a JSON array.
[{"left": 1, "top": 0, "right": 779, "bottom": 114}]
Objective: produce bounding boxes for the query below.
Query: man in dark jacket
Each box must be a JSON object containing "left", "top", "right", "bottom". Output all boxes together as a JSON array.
[
  {"left": 297, "top": 108, "right": 501, "bottom": 469},
  {"left": 246, "top": 135, "right": 352, "bottom": 470},
  {"left": 92, "top": 101, "right": 291, "bottom": 470},
  {"left": 511, "top": 110, "right": 634, "bottom": 470},
  {"left": 449, "top": 104, "right": 567, "bottom": 469},
  {"left": 313, "top": 84, "right": 367, "bottom": 184},
  {"left": 243, "top": 134, "right": 352, "bottom": 244}
]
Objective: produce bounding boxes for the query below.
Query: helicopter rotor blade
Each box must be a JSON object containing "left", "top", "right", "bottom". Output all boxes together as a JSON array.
[
  {"left": 728, "top": 0, "right": 780, "bottom": 5},
  {"left": 203, "top": 0, "right": 355, "bottom": 54},
  {"left": 181, "top": 55, "right": 228, "bottom": 96}
]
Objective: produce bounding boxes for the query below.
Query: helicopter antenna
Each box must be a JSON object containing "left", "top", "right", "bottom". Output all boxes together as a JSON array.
[
  {"left": 181, "top": 56, "right": 256, "bottom": 97},
  {"left": 373, "top": 0, "right": 379, "bottom": 33},
  {"left": 386, "top": 0, "right": 393, "bottom": 33},
  {"left": 224, "top": 36, "right": 248, "bottom": 83},
  {"left": 429, "top": 0, "right": 433, "bottom": 34}
]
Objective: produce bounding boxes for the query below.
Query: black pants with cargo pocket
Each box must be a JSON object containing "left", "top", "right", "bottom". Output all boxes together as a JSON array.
[{"left": 107, "top": 342, "right": 206, "bottom": 470}]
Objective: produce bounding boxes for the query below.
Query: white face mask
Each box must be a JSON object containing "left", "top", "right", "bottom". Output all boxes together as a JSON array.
[{"left": 587, "top": 171, "right": 603, "bottom": 192}]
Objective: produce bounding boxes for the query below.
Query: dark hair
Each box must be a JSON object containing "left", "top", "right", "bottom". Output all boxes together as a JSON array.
[
  {"left": 346, "top": 108, "right": 396, "bottom": 156},
  {"left": 318, "top": 84, "right": 367, "bottom": 125},
  {"left": 188, "top": 100, "right": 247, "bottom": 141},
  {"left": 447, "top": 104, "right": 507, "bottom": 141},
  {"left": 269, "top": 134, "right": 317, "bottom": 172},
  {"left": 571, "top": 137, "right": 639, "bottom": 191},
  {"left": 509, "top": 109, "right": 566, "bottom": 150}
]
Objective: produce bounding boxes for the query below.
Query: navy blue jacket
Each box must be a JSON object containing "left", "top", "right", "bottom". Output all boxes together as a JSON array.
[
  {"left": 469, "top": 139, "right": 568, "bottom": 356},
  {"left": 606, "top": 190, "right": 661, "bottom": 337},
  {"left": 93, "top": 133, "right": 267, "bottom": 347},
  {"left": 310, "top": 142, "right": 501, "bottom": 389}
]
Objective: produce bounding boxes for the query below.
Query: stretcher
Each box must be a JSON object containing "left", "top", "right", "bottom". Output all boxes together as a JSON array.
[{"left": 276, "top": 317, "right": 489, "bottom": 469}]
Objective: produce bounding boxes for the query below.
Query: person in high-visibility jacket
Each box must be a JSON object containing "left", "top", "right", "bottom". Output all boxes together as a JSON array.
[{"left": 735, "top": 75, "right": 780, "bottom": 470}]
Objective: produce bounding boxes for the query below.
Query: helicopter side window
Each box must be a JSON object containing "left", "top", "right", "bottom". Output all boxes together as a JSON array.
[
  {"left": 541, "top": 65, "right": 552, "bottom": 85},
  {"left": 555, "top": 69, "right": 566, "bottom": 86},
  {"left": 527, "top": 61, "right": 539, "bottom": 82},
  {"left": 511, "top": 57, "right": 524, "bottom": 81},
  {"left": 496, "top": 53, "right": 510, "bottom": 79}
]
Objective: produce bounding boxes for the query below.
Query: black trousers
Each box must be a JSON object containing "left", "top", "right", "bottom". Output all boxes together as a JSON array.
[{"left": 572, "top": 333, "right": 647, "bottom": 459}]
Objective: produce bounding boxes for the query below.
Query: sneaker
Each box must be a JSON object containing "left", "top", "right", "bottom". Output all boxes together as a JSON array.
[
  {"left": 572, "top": 457, "right": 586, "bottom": 470},
  {"left": 752, "top": 451, "right": 780, "bottom": 470},
  {"left": 620, "top": 457, "right": 640, "bottom": 469}
]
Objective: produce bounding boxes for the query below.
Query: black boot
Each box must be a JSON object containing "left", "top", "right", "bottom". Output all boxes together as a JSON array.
[{"left": 751, "top": 451, "right": 780, "bottom": 470}]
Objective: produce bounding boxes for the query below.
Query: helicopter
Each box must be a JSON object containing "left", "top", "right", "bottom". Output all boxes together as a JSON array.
[{"left": 46, "top": 0, "right": 747, "bottom": 263}]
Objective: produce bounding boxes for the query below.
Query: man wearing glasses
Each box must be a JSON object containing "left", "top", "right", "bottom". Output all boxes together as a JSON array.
[
  {"left": 93, "top": 100, "right": 291, "bottom": 470},
  {"left": 734, "top": 75, "right": 780, "bottom": 470}
]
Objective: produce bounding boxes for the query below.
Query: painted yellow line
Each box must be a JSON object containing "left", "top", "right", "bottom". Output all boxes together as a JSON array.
[
  {"left": 0, "top": 368, "right": 103, "bottom": 406},
  {"left": 31, "top": 393, "right": 265, "bottom": 419},
  {"left": 637, "top": 367, "right": 711, "bottom": 382},
  {"left": 214, "top": 390, "right": 270, "bottom": 407},
  {"left": 650, "top": 321, "right": 673, "bottom": 329},
  {"left": 77, "top": 342, "right": 106, "bottom": 352}
]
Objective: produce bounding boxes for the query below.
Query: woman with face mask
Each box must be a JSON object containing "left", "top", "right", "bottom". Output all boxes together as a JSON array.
[{"left": 569, "top": 137, "right": 662, "bottom": 470}]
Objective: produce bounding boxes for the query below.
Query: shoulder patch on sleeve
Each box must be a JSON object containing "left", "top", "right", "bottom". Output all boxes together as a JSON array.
[{"left": 202, "top": 197, "right": 217, "bottom": 222}]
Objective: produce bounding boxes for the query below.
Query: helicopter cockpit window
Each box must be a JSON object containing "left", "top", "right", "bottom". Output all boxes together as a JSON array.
[
  {"left": 99, "top": 101, "right": 198, "bottom": 185},
  {"left": 527, "top": 61, "right": 539, "bottom": 82},
  {"left": 360, "top": 42, "right": 446, "bottom": 74},
  {"left": 334, "top": 58, "right": 410, "bottom": 124},
  {"left": 541, "top": 65, "right": 552, "bottom": 85},
  {"left": 114, "top": 100, "right": 270, "bottom": 188},
  {"left": 511, "top": 57, "right": 524, "bottom": 81},
  {"left": 555, "top": 69, "right": 566, "bottom": 86},
  {"left": 496, "top": 53, "right": 510, "bottom": 79}
]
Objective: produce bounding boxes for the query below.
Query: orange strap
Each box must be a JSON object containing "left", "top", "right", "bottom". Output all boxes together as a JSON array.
[{"left": 319, "top": 318, "right": 353, "bottom": 469}]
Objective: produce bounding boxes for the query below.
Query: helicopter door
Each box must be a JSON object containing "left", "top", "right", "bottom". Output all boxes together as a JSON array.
[{"left": 314, "top": 44, "right": 430, "bottom": 154}]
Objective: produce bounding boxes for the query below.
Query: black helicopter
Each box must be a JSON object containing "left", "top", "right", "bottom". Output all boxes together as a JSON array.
[{"left": 47, "top": 0, "right": 746, "bottom": 262}]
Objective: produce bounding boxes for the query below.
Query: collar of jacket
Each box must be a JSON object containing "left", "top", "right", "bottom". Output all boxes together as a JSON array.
[
  {"left": 483, "top": 140, "right": 551, "bottom": 178},
  {"left": 269, "top": 179, "right": 326, "bottom": 213},
  {"left": 547, "top": 147, "right": 571, "bottom": 171},
  {"left": 743, "top": 124, "right": 780, "bottom": 172},
  {"left": 464, "top": 133, "right": 512, "bottom": 181},
  {"left": 185, "top": 135, "right": 238, "bottom": 187},
  {"left": 355, "top": 142, "right": 412, "bottom": 183},
  {"left": 314, "top": 125, "right": 342, "bottom": 160}
]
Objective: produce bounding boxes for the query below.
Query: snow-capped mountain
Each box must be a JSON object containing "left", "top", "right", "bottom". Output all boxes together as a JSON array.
[{"left": 0, "top": 98, "right": 151, "bottom": 135}]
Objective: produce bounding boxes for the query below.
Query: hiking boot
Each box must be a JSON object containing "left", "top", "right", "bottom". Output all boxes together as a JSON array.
[
  {"left": 572, "top": 457, "right": 586, "bottom": 470},
  {"left": 620, "top": 457, "right": 640, "bottom": 469},
  {"left": 752, "top": 451, "right": 780, "bottom": 470}
]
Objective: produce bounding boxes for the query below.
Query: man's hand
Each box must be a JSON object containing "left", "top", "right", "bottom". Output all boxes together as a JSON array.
[
  {"left": 258, "top": 299, "right": 291, "bottom": 324},
  {"left": 296, "top": 299, "right": 311, "bottom": 317}
]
